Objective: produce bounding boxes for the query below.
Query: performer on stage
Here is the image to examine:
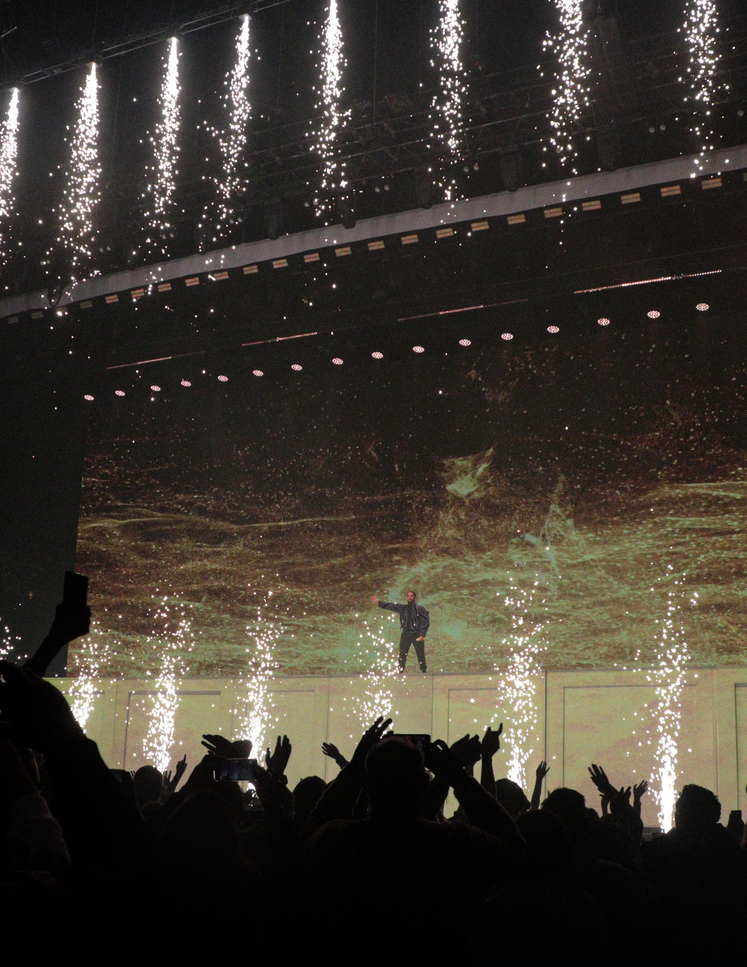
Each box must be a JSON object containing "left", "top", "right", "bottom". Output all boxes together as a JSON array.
[{"left": 370, "top": 590, "right": 429, "bottom": 673}]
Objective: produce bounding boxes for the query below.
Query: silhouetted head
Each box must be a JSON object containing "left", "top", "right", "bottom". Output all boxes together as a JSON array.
[
  {"left": 495, "top": 778, "right": 530, "bottom": 819},
  {"left": 542, "top": 788, "right": 588, "bottom": 840},
  {"left": 675, "top": 784, "right": 721, "bottom": 831},
  {"left": 364, "top": 737, "right": 428, "bottom": 818},
  {"left": 518, "top": 808, "right": 577, "bottom": 877},
  {"left": 134, "top": 765, "right": 164, "bottom": 807},
  {"left": 293, "top": 775, "right": 327, "bottom": 826}
]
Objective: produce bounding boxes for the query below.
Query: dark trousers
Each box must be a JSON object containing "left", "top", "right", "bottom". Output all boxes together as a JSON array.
[{"left": 399, "top": 631, "right": 427, "bottom": 672}]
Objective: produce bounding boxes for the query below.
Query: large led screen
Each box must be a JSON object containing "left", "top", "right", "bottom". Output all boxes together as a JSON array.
[{"left": 73, "top": 315, "right": 747, "bottom": 678}]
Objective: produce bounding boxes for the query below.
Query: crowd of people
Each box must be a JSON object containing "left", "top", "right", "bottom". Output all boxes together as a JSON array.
[{"left": 1, "top": 654, "right": 746, "bottom": 963}]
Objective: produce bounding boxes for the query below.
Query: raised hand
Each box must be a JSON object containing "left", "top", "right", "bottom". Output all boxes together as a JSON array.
[
  {"left": 350, "top": 716, "right": 393, "bottom": 768},
  {"left": 535, "top": 760, "right": 550, "bottom": 782},
  {"left": 265, "top": 734, "right": 292, "bottom": 776},
  {"left": 322, "top": 741, "right": 349, "bottom": 768},
  {"left": 450, "top": 734, "right": 482, "bottom": 770},
  {"left": 633, "top": 780, "right": 648, "bottom": 801},
  {"left": 425, "top": 739, "right": 466, "bottom": 789},
  {"left": 481, "top": 724, "right": 503, "bottom": 759},
  {"left": 201, "top": 734, "right": 253, "bottom": 758},
  {"left": 174, "top": 754, "right": 188, "bottom": 780},
  {"left": 588, "top": 763, "right": 617, "bottom": 800}
]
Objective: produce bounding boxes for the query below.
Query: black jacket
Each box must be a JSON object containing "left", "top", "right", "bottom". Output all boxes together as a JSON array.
[{"left": 377, "top": 600, "right": 430, "bottom": 636}]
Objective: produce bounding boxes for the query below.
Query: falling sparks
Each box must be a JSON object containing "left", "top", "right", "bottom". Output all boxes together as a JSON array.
[
  {"left": 141, "top": 38, "right": 181, "bottom": 260},
  {"left": 681, "top": 0, "right": 722, "bottom": 171},
  {"left": 51, "top": 63, "right": 101, "bottom": 281},
  {"left": 68, "top": 624, "right": 110, "bottom": 731},
  {"left": 234, "top": 591, "right": 280, "bottom": 756},
  {"left": 0, "top": 88, "right": 20, "bottom": 265},
  {"left": 0, "top": 620, "right": 21, "bottom": 660},
  {"left": 541, "top": 1, "right": 591, "bottom": 173},
  {"left": 646, "top": 569, "right": 693, "bottom": 832},
  {"left": 428, "top": 0, "right": 467, "bottom": 201},
  {"left": 498, "top": 576, "right": 547, "bottom": 792},
  {"left": 348, "top": 618, "right": 399, "bottom": 727},
  {"left": 143, "top": 594, "right": 196, "bottom": 773},
  {"left": 312, "top": 0, "right": 349, "bottom": 219},
  {"left": 201, "top": 15, "right": 251, "bottom": 246}
]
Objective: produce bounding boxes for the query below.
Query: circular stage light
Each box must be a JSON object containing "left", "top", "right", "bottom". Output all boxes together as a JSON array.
[
  {"left": 501, "top": 332, "right": 514, "bottom": 341},
  {"left": 291, "top": 363, "right": 302, "bottom": 371},
  {"left": 459, "top": 338, "right": 471, "bottom": 347},
  {"left": 84, "top": 394, "right": 94, "bottom": 401},
  {"left": 150, "top": 385, "right": 161, "bottom": 392},
  {"left": 371, "top": 351, "right": 384, "bottom": 359},
  {"left": 217, "top": 375, "right": 229, "bottom": 382},
  {"left": 413, "top": 345, "right": 425, "bottom": 353},
  {"left": 252, "top": 370, "right": 263, "bottom": 377},
  {"left": 181, "top": 379, "right": 191, "bottom": 387},
  {"left": 597, "top": 317, "right": 610, "bottom": 326},
  {"left": 696, "top": 302, "right": 709, "bottom": 311},
  {"left": 115, "top": 390, "right": 126, "bottom": 397},
  {"left": 547, "top": 325, "right": 559, "bottom": 333},
  {"left": 647, "top": 310, "right": 661, "bottom": 319},
  {"left": 332, "top": 358, "right": 343, "bottom": 365}
]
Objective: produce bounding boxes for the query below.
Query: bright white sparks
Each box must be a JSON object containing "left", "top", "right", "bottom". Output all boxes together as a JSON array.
[
  {"left": 142, "top": 38, "right": 181, "bottom": 259},
  {"left": 429, "top": 0, "right": 467, "bottom": 201},
  {"left": 143, "top": 594, "right": 197, "bottom": 774},
  {"left": 0, "top": 88, "right": 20, "bottom": 265},
  {"left": 52, "top": 63, "right": 101, "bottom": 281},
  {"left": 542, "top": 1, "right": 591, "bottom": 173},
  {"left": 68, "top": 624, "right": 110, "bottom": 731},
  {"left": 646, "top": 569, "right": 693, "bottom": 832},
  {"left": 498, "top": 577, "right": 546, "bottom": 792},
  {"left": 202, "top": 15, "right": 251, "bottom": 245},
  {"left": 349, "top": 619, "right": 399, "bottom": 727},
  {"left": 682, "top": 0, "right": 722, "bottom": 170},
  {"left": 0, "top": 619, "right": 21, "bottom": 660},
  {"left": 312, "top": 0, "right": 348, "bottom": 219},
  {"left": 234, "top": 592, "right": 280, "bottom": 757}
]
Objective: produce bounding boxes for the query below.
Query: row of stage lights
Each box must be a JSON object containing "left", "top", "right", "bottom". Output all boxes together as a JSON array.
[{"left": 80, "top": 301, "right": 713, "bottom": 401}]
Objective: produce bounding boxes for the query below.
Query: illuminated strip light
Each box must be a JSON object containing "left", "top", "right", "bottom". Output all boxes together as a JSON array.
[
  {"left": 367, "top": 240, "right": 385, "bottom": 251},
  {"left": 401, "top": 233, "right": 419, "bottom": 244},
  {"left": 507, "top": 213, "right": 526, "bottom": 224},
  {"left": 621, "top": 192, "right": 641, "bottom": 204},
  {"left": 544, "top": 207, "right": 563, "bottom": 218},
  {"left": 436, "top": 227, "right": 455, "bottom": 237},
  {"left": 157, "top": 282, "right": 172, "bottom": 292},
  {"left": 241, "top": 330, "right": 319, "bottom": 348},
  {"left": 661, "top": 184, "right": 681, "bottom": 197},
  {"left": 104, "top": 294, "right": 119, "bottom": 304},
  {"left": 335, "top": 245, "right": 351, "bottom": 256},
  {"left": 272, "top": 258, "right": 288, "bottom": 268},
  {"left": 575, "top": 268, "right": 722, "bottom": 294},
  {"left": 0, "top": 88, "right": 20, "bottom": 265},
  {"left": 304, "top": 252, "right": 320, "bottom": 262},
  {"left": 398, "top": 298, "right": 528, "bottom": 323},
  {"left": 581, "top": 199, "right": 601, "bottom": 211},
  {"left": 701, "top": 176, "right": 721, "bottom": 188},
  {"left": 131, "top": 288, "right": 145, "bottom": 300},
  {"left": 471, "top": 220, "right": 489, "bottom": 231},
  {"left": 243, "top": 264, "right": 258, "bottom": 274},
  {"left": 185, "top": 277, "right": 200, "bottom": 286},
  {"left": 212, "top": 270, "right": 229, "bottom": 280}
]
